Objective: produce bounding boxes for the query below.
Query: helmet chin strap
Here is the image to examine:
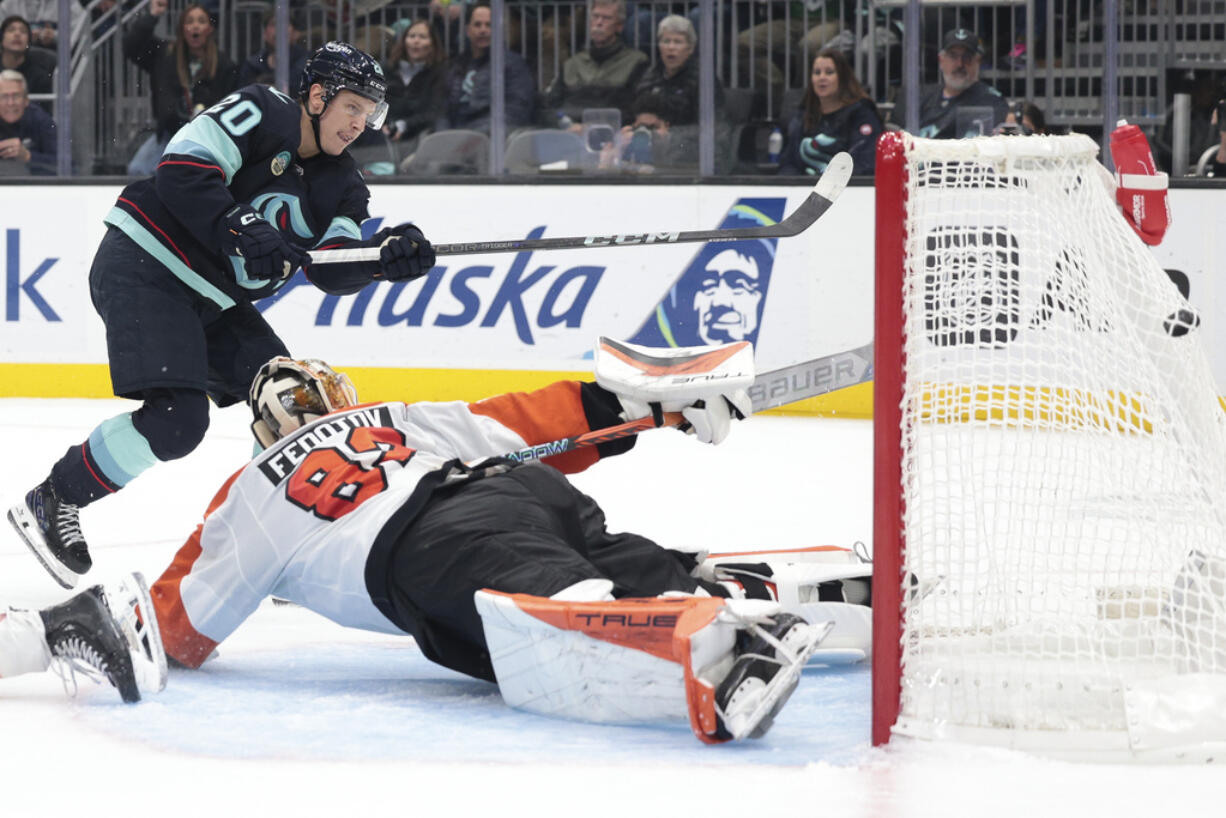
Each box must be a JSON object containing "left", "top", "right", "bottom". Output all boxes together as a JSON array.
[{"left": 309, "top": 110, "right": 324, "bottom": 153}]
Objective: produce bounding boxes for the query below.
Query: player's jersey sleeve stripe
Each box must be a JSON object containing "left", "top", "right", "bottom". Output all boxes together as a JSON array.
[
  {"left": 166, "top": 116, "right": 242, "bottom": 184},
  {"left": 468, "top": 381, "right": 603, "bottom": 473},
  {"left": 103, "top": 206, "right": 237, "bottom": 309},
  {"left": 315, "top": 216, "right": 362, "bottom": 246},
  {"left": 86, "top": 414, "right": 160, "bottom": 487}
]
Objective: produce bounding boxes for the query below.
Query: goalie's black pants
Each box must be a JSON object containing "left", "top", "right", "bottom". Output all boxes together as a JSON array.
[{"left": 382, "top": 463, "right": 726, "bottom": 682}]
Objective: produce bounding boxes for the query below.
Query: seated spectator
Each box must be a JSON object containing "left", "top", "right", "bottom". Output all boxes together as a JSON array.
[
  {"left": 599, "top": 94, "right": 695, "bottom": 174},
  {"left": 632, "top": 14, "right": 722, "bottom": 128},
  {"left": 383, "top": 18, "right": 448, "bottom": 145},
  {"left": 889, "top": 28, "right": 1011, "bottom": 140},
  {"left": 0, "top": 68, "right": 55, "bottom": 174},
  {"left": 0, "top": 0, "right": 85, "bottom": 50},
  {"left": 1153, "top": 71, "right": 1221, "bottom": 175},
  {"left": 123, "top": 0, "right": 237, "bottom": 176},
  {"left": 236, "top": 7, "right": 307, "bottom": 93},
  {"left": 1209, "top": 99, "right": 1226, "bottom": 177},
  {"left": 1, "top": 15, "right": 53, "bottom": 98},
  {"left": 1020, "top": 102, "right": 1047, "bottom": 135},
  {"left": 440, "top": 2, "right": 535, "bottom": 135},
  {"left": 779, "top": 47, "right": 881, "bottom": 177},
  {"left": 735, "top": 0, "right": 848, "bottom": 105},
  {"left": 544, "top": 0, "right": 648, "bottom": 128}
]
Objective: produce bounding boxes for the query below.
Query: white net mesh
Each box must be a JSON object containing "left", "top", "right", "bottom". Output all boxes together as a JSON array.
[{"left": 891, "top": 134, "right": 1226, "bottom": 756}]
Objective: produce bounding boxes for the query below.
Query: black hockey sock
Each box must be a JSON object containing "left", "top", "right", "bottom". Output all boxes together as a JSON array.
[{"left": 50, "top": 442, "right": 120, "bottom": 507}]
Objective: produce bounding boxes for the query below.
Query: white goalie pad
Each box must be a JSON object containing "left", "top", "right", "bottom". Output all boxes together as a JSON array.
[
  {"left": 475, "top": 590, "right": 726, "bottom": 727},
  {"left": 474, "top": 590, "right": 825, "bottom": 743},
  {"left": 594, "top": 336, "right": 755, "bottom": 405},
  {"left": 702, "top": 546, "right": 873, "bottom": 665}
]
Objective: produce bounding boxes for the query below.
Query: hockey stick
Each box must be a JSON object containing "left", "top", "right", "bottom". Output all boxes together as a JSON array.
[
  {"left": 503, "top": 341, "right": 873, "bottom": 462},
  {"left": 306, "top": 152, "right": 853, "bottom": 264}
]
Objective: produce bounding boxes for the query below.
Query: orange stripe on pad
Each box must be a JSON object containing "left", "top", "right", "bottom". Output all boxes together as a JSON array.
[
  {"left": 599, "top": 339, "right": 750, "bottom": 377},
  {"left": 709, "top": 545, "right": 852, "bottom": 559},
  {"left": 485, "top": 590, "right": 732, "bottom": 743}
]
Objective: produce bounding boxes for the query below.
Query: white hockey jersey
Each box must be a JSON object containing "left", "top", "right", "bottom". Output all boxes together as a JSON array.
[{"left": 150, "top": 381, "right": 625, "bottom": 667}]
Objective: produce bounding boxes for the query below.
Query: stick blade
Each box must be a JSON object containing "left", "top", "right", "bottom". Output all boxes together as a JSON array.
[{"left": 815, "top": 152, "right": 853, "bottom": 203}]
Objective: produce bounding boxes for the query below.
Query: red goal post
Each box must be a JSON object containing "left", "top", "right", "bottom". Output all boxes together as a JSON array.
[{"left": 871, "top": 130, "right": 1226, "bottom": 761}]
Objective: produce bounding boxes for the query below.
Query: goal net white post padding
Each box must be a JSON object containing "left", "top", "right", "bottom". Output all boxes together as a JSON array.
[{"left": 871, "top": 131, "right": 1226, "bottom": 762}]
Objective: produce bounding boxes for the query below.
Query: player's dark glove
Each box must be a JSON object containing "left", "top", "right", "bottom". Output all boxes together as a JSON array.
[
  {"left": 219, "top": 204, "right": 310, "bottom": 282},
  {"left": 377, "top": 223, "right": 436, "bottom": 282}
]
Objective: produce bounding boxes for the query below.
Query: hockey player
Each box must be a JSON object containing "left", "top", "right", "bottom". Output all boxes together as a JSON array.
[
  {"left": 9, "top": 42, "right": 437, "bottom": 590},
  {"left": 147, "top": 352, "right": 833, "bottom": 743},
  {"left": 0, "top": 572, "right": 167, "bottom": 703}
]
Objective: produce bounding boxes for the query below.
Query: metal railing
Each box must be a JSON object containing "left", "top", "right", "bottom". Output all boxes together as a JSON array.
[{"left": 27, "top": 0, "right": 1226, "bottom": 177}]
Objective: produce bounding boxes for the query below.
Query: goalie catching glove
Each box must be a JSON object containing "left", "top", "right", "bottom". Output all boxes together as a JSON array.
[
  {"left": 219, "top": 204, "right": 311, "bottom": 282},
  {"left": 594, "top": 337, "right": 754, "bottom": 445}
]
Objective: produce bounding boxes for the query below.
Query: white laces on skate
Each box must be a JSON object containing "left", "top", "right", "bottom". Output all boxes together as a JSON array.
[
  {"left": 50, "top": 635, "right": 111, "bottom": 698},
  {"left": 55, "top": 503, "right": 85, "bottom": 548}
]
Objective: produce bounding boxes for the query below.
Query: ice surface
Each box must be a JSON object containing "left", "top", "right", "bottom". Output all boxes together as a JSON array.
[{"left": 0, "top": 400, "right": 1219, "bottom": 817}]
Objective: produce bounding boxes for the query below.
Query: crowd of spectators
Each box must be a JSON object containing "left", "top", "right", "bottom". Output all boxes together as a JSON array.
[{"left": 7, "top": 0, "right": 1224, "bottom": 179}]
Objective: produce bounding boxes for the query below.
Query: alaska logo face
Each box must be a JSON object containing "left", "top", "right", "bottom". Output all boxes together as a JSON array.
[{"left": 628, "top": 198, "right": 785, "bottom": 348}]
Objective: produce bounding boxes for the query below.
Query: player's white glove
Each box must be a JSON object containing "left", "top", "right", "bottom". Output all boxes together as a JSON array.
[{"left": 616, "top": 391, "right": 750, "bottom": 445}]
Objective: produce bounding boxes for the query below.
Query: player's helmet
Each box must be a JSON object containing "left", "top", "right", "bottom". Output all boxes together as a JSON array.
[
  {"left": 249, "top": 357, "right": 359, "bottom": 448},
  {"left": 298, "top": 41, "right": 389, "bottom": 130}
]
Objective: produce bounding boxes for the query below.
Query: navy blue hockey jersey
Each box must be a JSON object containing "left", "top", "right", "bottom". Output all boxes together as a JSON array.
[{"left": 105, "top": 84, "right": 375, "bottom": 308}]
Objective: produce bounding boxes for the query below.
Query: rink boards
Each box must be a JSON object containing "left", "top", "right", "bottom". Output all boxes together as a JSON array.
[{"left": 0, "top": 182, "right": 1222, "bottom": 416}]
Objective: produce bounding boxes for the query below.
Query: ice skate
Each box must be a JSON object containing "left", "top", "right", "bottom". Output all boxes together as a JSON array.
[
  {"left": 8, "top": 477, "right": 90, "bottom": 589},
  {"left": 91, "top": 572, "right": 168, "bottom": 698},
  {"left": 712, "top": 612, "right": 832, "bottom": 740},
  {"left": 699, "top": 547, "right": 873, "bottom": 665},
  {"left": 41, "top": 582, "right": 140, "bottom": 702}
]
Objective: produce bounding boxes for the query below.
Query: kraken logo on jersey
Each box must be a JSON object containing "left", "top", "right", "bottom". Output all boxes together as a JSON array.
[
  {"left": 250, "top": 192, "right": 313, "bottom": 239},
  {"left": 628, "top": 198, "right": 785, "bottom": 349}
]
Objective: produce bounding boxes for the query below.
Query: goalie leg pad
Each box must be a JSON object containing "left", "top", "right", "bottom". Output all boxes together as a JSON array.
[
  {"left": 699, "top": 547, "right": 874, "bottom": 664},
  {"left": 474, "top": 591, "right": 828, "bottom": 743}
]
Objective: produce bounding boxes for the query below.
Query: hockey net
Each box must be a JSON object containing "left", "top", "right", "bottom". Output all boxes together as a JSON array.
[{"left": 872, "top": 132, "right": 1226, "bottom": 760}]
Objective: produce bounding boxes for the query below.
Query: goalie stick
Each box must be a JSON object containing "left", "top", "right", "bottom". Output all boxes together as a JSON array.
[
  {"left": 503, "top": 340, "right": 873, "bottom": 463},
  {"left": 306, "top": 152, "right": 853, "bottom": 264}
]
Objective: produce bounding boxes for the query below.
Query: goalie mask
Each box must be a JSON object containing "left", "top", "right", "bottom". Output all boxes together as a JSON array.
[{"left": 249, "top": 357, "right": 358, "bottom": 448}]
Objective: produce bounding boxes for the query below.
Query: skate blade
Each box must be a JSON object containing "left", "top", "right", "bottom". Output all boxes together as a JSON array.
[{"left": 7, "top": 505, "right": 80, "bottom": 590}]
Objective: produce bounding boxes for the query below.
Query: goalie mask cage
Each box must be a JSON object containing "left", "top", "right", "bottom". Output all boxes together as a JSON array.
[{"left": 872, "top": 131, "right": 1226, "bottom": 761}]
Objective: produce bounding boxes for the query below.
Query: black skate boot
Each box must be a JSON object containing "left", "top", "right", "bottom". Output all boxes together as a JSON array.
[
  {"left": 40, "top": 586, "right": 140, "bottom": 703},
  {"left": 712, "top": 612, "right": 830, "bottom": 741},
  {"left": 8, "top": 477, "right": 91, "bottom": 589}
]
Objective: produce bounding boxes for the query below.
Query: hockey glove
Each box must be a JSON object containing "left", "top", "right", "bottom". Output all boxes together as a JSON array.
[
  {"left": 378, "top": 223, "right": 436, "bottom": 281},
  {"left": 219, "top": 204, "right": 310, "bottom": 281},
  {"left": 618, "top": 389, "right": 751, "bottom": 445}
]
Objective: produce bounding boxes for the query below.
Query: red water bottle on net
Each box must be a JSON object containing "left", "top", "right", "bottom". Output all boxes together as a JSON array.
[{"left": 1108, "top": 119, "right": 1171, "bottom": 246}]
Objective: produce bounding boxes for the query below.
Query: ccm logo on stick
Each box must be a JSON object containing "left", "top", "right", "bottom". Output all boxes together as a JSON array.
[{"left": 584, "top": 233, "right": 680, "bottom": 246}]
